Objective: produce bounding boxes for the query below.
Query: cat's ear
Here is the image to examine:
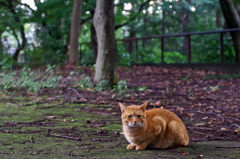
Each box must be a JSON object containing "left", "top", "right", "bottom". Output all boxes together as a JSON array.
[
  {"left": 140, "top": 100, "right": 151, "bottom": 112},
  {"left": 119, "top": 103, "right": 126, "bottom": 113}
]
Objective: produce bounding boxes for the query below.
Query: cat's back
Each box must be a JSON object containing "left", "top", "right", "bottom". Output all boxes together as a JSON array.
[{"left": 145, "top": 108, "right": 182, "bottom": 122}]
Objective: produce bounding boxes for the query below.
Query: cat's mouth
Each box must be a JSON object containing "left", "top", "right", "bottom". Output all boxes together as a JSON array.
[{"left": 128, "top": 123, "right": 143, "bottom": 128}]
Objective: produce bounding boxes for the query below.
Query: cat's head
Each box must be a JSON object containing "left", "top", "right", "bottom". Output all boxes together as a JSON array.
[{"left": 119, "top": 100, "right": 149, "bottom": 128}]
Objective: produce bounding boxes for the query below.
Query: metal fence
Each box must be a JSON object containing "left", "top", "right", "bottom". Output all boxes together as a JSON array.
[{"left": 80, "top": 28, "right": 240, "bottom": 65}]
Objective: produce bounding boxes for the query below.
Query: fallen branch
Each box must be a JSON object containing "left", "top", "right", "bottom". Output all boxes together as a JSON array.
[
  {"left": 188, "top": 126, "right": 215, "bottom": 131},
  {"left": 20, "top": 100, "right": 51, "bottom": 107},
  {"left": 67, "top": 88, "right": 83, "bottom": 99},
  {"left": 190, "top": 111, "right": 224, "bottom": 119},
  {"left": 0, "top": 129, "right": 41, "bottom": 134},
  {"left": 215, "top": 146, "right": 240, "bottom": 149},
  {"left": 4, "top": 119, "right": 46, "bottom": 125},
  {"left": 46, "top": 129, "right": 81, "bottom": 141},
  {"left": 19, "top": 95, "right": 64, "bottom": 107},
  {"left": 39, "top": 102, "right": 65, "bottom": 109}
]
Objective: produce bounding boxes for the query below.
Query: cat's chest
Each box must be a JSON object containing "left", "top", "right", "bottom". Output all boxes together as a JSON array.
[
  {"left": 123, "top": 129, "right": 145, "bottom": 144},
  {"left": 125, "top": 133, "right": 139, "bottom": 144}
]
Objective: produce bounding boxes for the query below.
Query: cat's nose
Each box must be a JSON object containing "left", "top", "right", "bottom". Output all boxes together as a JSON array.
[{"left": 134, "top": 121, "right": 137, "bottom": 124}]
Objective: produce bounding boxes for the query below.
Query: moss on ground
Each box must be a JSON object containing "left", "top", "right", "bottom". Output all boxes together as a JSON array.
[{"left": 0, "top": 101, "right": 239, "bottom": 159}]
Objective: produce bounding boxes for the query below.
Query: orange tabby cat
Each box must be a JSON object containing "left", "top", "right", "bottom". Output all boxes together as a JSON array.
[{"left": 119, "top": 101, "right": 189, "bottom": 150}]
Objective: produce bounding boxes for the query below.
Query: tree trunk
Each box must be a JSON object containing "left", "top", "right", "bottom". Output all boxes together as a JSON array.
[
  {"left": 12, "top": 25, "right": 26, "bottom": 61},
  {"left": 0, "top": 30, "right": 3, "bottom": 57},
  {"left": 162, "top": 10, "right": 166, "bottom": 35},
  {"left": 128, "top": 25, "right": 136, "bottom": 54},
  {"left": 93, "top": 0, "right": 117, "bottom": 87},
  {"left": 68, "top": 0, "right": 83, "bottom": 65},
  {"left": 216, "top": 8, "right": 222, "bottom": 28},
  {"left": 182, "top": 0, "right": 190, "bottom": 55},
  {"left": 219, "top": 0, "right": 240, "bottom": 62},
  {"left": 91, "top": 23, "right": 98, "bottom": 63},
  {"left": 8, "top": 0, "right": 27, "bottom": 61}
]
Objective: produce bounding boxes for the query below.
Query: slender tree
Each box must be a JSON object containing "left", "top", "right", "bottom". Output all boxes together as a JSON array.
[
  {"left": 219, "top": 0, "right": 240, "bottom": 62},
  {"left": 0, "top": 0, "right": 27, "bottom": 61},
  {"left": 182, "top": 0, "right": 191, "bottom": 55},
  {"left": 93, "top": 0, "right": 117, "bottom": 86},
  {"left": 0, "top": 31, "right": 3, "bottom": 57},
  {"left": 68, "top": 0, "right": 83, "bottom": 65}
]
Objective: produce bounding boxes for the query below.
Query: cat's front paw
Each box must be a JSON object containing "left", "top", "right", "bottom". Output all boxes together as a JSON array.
[
  {"left": 135, "top": 146, "right": 146, "bottom": 151},
  {"left": 127, "top": 144, "right": 136, "bottom": 150}
]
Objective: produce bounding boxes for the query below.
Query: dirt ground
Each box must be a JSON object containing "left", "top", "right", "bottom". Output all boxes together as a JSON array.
[{"left": 0, "top": 66, "right": 239, "bottom": 158}]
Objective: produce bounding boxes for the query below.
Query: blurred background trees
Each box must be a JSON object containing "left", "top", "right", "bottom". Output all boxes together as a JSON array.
[{"left": 0, "top": 0, "right": 239, "bottom": 68}]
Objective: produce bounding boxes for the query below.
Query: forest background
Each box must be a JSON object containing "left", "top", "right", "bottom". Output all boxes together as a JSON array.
[
  {"left": 1, "top": 0, "right": 240, "bottom": 69},
  {"left": 0, "top": 1, "right": 240, "bottom": 158}
]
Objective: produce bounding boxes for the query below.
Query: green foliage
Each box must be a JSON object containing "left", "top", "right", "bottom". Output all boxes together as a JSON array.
[
  {"left": 33, "top": 24, "right": 67, "bottom": 65},
  {"left": 76, "top": 75, "right": 111, "bottom": 91},
  {"left": 76, "top": 75, "right": 93, "bottom": 89},
  {"left": 0, "top": 66, "right": 61, "bottom": 93},
  {"left": 75, "top": 74, "right": 129, "bottom": 95},
  {"left": 0, "top": 55, "right": 14, "bottom": 70},
  {"left": 112, "top": 80, "right": 128, "bottom": 95},
  {"left": 192, "top": 34, "right": 235, "bottom": 63},
  {"left": 80, "top": 43, "right": 94, "bottom": 65},
  {"left": 0, "top": 0, "right": 237, "bottom": 66},
  {"left": 117, "top": 43, "right": 187, "bottom": 66}
]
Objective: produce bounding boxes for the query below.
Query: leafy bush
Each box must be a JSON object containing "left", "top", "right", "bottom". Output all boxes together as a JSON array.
[
  {"left": 0, "top": 55, "right": 14, "bottom": 70},
  {"left": 0, "top": 66, "right": 61, "bottom": 93}
]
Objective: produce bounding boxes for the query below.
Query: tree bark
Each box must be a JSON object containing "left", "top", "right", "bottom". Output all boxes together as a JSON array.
[
  {"left": 0, "top": 30, "right": 3, "bottom": 57},
  {"left": 7, "top": 0, "right": 27, "bottom": 61},
  {"left": 91, "top": 23, "right": 98, "bottom": 63},
  {"left": 90, "top": 10, "right": 98, "bottom": 63},
  {"left": 182, "top": 0, "right": 190, "bottom": 55},
  {"left": 216, "top": 8, "right": 222, "bottom": 28},
  {"left": 219, "top": 0, "right": 240, "bottom": 62},
  {"left": 128, "top": 25, "right": 136, "bottom": 54},
  {"left": 12, "top": 25, "right": 26, "bottom": 61},
  {"left": 68, "top": 0, "right": 83, "bottom": 65},
  {"left": 93, "top": 0, "right": 117, "bottom": 87}
]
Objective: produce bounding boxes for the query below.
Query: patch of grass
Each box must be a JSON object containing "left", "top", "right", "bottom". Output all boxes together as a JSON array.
[{"left": 1, "top": 102, "right": 240, "bottom": 158}]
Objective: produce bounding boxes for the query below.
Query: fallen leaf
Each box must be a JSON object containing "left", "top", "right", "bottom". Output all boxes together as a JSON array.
[
  {"left": 155, "top": 101, "right": 162, "bottom": 106},
  {"left": 208, "top": 120, "right": 213, "bottom": 125},
  {"left": 197, "top": 153, "right": 204, "bottom": 158},
  {"left": 215, "top": 110, "right": 222, "bottom": 113},
  {"left": 7, "top": 103, "right": 17, "bottom": 106},
  {"left": 195, "top": 123, "right": 205, "bottom": 126},
  {"left": 202, "top": 116, "right": 208, "bottom": 120},
  {"left": 46, "top": 116, "right": 57, "bottom": 119},
  {"left": 222, "top": 113, "right": 227, "bottom": 117},
  {"left": 182, "top": 152, "right": 189, "bottom": 156},
  {"left": 234, "top": 130, "right": 240, "bottom": 134},
  {"left": 231, "top": 113, "right": 240, "bottom": 116}
]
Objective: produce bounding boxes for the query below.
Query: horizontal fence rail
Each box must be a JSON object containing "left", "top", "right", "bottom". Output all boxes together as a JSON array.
[
  {"left": 117, "top": 28, "right": 240, "bottom": 41},
  {"left": 80, "top": 28, "right": 240, "bottom": 65}
]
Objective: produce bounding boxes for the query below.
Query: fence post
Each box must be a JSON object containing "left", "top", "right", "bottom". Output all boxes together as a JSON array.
[
  {"left": 161, "top": 37, "right": 165, "bottom": 64},
  {"left": 187, "top": 35, "right": 191, "bottom": 64},
  {"left": 136, "top": 39, "right": 138, "bottom": 52},
  {"left": 79, "top": 43, "right": 82, "bottom": 61},
  {"left": 220, "top": 32, "right": 224, "bottom": 64}
]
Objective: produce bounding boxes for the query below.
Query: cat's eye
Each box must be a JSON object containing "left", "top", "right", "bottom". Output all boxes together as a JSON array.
[
  {"left": 128, "top": 115, "right": 132, "bottom": 118},
  {"left": 137, "top": 115, "right": 142, "bottom": 118}
]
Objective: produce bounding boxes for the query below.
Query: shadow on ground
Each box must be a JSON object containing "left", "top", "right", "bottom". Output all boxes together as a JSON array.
[{"left": 0, "top": 101, "right": 239, "bottom": 159}]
